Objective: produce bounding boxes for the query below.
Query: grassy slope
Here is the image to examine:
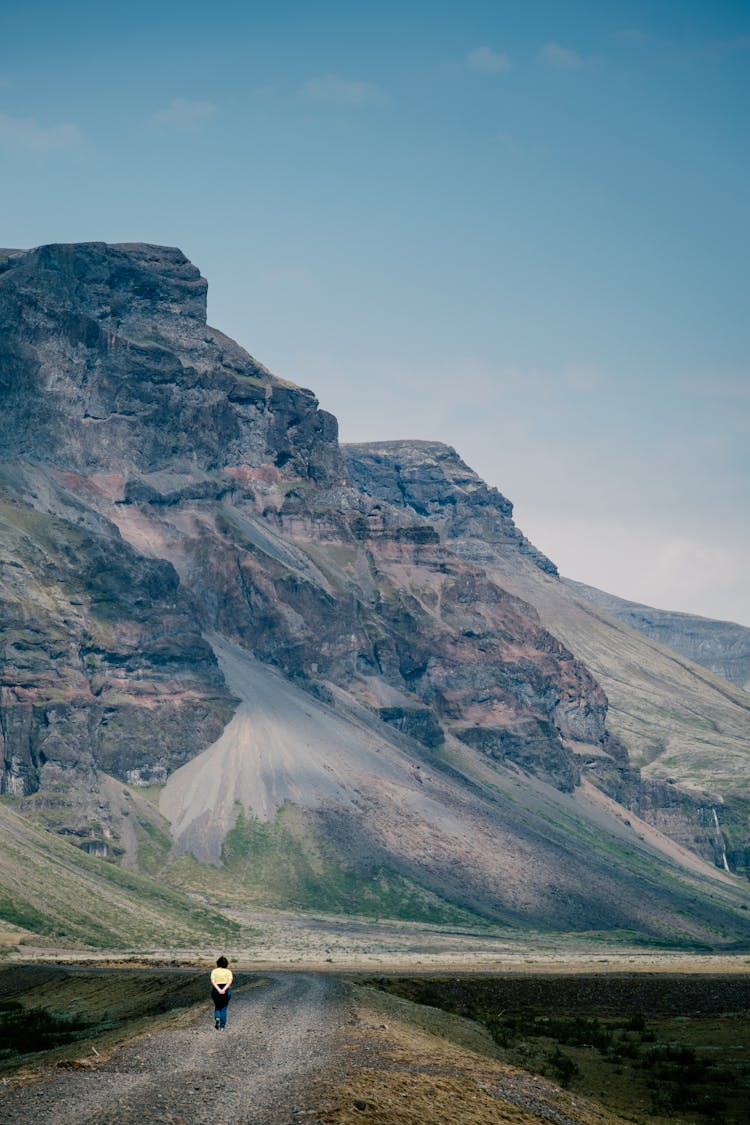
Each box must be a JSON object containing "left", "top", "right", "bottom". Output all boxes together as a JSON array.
[
  {"left": 481, "top": 556, "right": 750, "bottom": 797},
  {"left": 0, "top": 802, "right": 237, "bottom": 950},
  {"left": 0, "top": 966, "right": 224, "bottom": 1074},
  {"left": 547, "top": 595, "right": 750, "bottom": 793},
  {"left": 325, "top": 983, "right": 632, "bottom": 1125}
]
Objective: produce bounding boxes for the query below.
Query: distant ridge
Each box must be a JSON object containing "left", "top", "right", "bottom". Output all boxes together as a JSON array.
[{"left": 565, "top": 580, "right": 750, "bottom": 692}]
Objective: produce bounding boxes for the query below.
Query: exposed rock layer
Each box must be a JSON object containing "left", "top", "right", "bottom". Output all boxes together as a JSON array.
[
  {"left": 0, "top": 242, "right": 340, "bottom": 482},
  {"left": 344, "top": 440, "right": 558, "bottom": 574}
]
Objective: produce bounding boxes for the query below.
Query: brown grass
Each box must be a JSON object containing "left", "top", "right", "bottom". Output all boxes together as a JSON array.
[{"left": 317, "top": 999, "right": 627, "bottom": 1125}]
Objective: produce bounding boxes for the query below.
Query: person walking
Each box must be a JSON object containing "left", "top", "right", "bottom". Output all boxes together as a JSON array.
[{"left": 210, "top": 955, "right": 233, "bottom": 1029}]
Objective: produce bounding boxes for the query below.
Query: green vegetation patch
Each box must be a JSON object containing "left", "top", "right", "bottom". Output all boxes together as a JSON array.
[
  {"left": 0, "top": 802, "right": 238, "bottom": 949},
  {"left": 0, "top": 896, "right": 49, "bottom": 934},
  {"left": 135, "top": 818, "right": 173, "bottom": 876},
  {"left": 0, "top": 999, "right": 94, "bottom": 1057},
  {"left": 217, "top": 804, "right": 488, "bottom": 926}
]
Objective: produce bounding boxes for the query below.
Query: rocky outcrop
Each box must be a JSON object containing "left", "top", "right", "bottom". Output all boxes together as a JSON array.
[
  {"left": 0, "top": 243, "right": 604, "bottom": 838},
  {"left": 0, "top": 240, "right": 343, "bottom": 835},
  {"left": 0, "top": 474, "right": 234, "bottom": 803},
  {"left": 343, "top": 440, "right": 750, "bottom": 878},
  {"left": 157, "top": 469, "right": 608, "bottom": 791},
  {"left": 0, "top": 242, "right": 342, "bottom": 484},
  {"left": 582, "top": 753, "right": 750, "bottom": 878},
  {"left": 344, "top": 440, "right": 557, "bottom": 573},
  {"left": 0, "top": 244, "right": 678, "bottom": 809}
]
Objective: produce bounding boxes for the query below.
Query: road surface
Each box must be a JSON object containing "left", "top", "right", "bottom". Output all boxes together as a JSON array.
[{"left": 0, "top": 973, "right": 346, "bottom": 1124}]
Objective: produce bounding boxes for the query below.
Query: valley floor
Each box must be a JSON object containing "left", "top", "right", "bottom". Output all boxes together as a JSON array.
[
  {"left": 2, "top": 961, "right": 749, "bottom": 1124},
  {"left": 8, "top": 908, "right": 750, "bottom": 976}
]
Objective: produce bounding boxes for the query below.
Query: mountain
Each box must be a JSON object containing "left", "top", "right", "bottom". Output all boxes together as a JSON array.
[
  {"left": 1, "top": 242, "right": 748, "bottom": 949},
  {"left": 565, "top": 580, "right": 750, "bottom": 692},
  {"left": 343, "top": 442, "right": 750, "bottom": 872}
]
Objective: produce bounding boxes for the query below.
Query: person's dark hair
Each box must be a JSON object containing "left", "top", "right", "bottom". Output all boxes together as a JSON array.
[{"left": 216, "top": 956, "right": 229, "bottom": 968}]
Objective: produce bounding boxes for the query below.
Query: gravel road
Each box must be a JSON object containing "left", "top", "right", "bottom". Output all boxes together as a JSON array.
[{"left": 0, "top": 973, "right": 347, "bottom": 1125}]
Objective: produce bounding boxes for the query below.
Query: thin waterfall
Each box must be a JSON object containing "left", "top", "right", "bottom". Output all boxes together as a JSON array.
[{"left": 711, "top": 807, "right": 731, "bottom": 872}]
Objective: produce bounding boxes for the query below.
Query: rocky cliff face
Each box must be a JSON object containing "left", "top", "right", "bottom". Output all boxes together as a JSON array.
[
  {"left": 0, "top": 241, "right": 337, "bottom": 848},
  {"left": 110, "top": 452, "right": 606, "bottom": 796},
  {"left": 344, "top": 440, "right": 558, "bottom": 574},
  {"left": 1, "top": 242, "right": 748, "bottom": 940},
  {"left": 0, "top": 242, "right": 340, "bottom": 482},
  {"left": 0, "top": 462, "right": 234, "bottom": 832},
  {"left": 0, "top": 243, "right": 608, "bottom": 803}
]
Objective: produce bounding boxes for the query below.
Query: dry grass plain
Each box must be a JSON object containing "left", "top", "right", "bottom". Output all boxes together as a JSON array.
[
  {"left": 331, "top": 972, "right": 750, "bottom": 1125},
  {"left": 319, "top": 989, "right": 630, "bottom": 1124},
  {"left": 9, "top": 906, "right": 750, "bottom": 974}
]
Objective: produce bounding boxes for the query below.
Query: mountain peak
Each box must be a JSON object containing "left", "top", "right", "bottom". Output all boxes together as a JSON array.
[
  {"left": 343, "top": 439, "right": 558, "bottom": 575},
  {"left": 0, "top": 240, "right": 340, "bottom": 482},
  {"left": 0, "top": 241, "right": 208, "bottom": 324}
]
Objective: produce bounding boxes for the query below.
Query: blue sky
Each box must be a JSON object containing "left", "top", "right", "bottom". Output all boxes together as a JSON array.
[{"left": 2, "top": 0, "right": 748, "bottom": 624}]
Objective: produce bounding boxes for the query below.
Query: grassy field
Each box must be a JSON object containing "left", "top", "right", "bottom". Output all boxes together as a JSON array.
[{"left": 363, "top": 973, "right": 750, "bottom": 1124}]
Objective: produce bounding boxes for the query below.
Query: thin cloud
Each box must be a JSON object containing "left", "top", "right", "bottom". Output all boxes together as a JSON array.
[
  {"left": 701, "top": 35, "right": 750, "bottom": 58},
  {"left": 0, "top": 111, "right": 83, "bottom": 152},
  {"left": 150, "top": 98, "right": 216, "bottom": 130},
  {"left": 467, "top": 46, "right": 511, "bottom": 73},
  {"left": 303, "top": 74, "right": 382, "bottom": 105},
  {"left": 539, "top": 42, "right": 583, "bottom": 70},
  {"left": 682, "top": 374, "right": 750, "bottom": 402},
  {"left": 614, "top": 29, "right": 651, "bottom": 46}
]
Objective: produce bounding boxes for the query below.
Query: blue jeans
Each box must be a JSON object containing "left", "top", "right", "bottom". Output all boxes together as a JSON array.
[{"left": 212, "top": 987, "right": 231, "bottom": 1027}]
